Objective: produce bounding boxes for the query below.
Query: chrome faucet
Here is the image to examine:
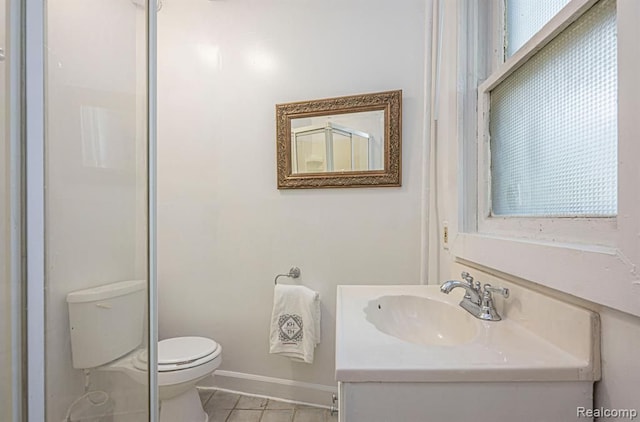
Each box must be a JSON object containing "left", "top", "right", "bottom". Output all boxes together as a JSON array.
[
  {"left": 440, "top": 272, "right": 509, "bottom": 321},
  {"left": 440, "top": 276, "right": 481, "bottom": 304}
]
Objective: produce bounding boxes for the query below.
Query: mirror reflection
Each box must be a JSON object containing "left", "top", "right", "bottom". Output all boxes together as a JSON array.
[
  {"left": 291, "top": 110, "right": 385, "bottom": 174},
  {"left": 276, "top": 90, "right": 402, "bottom": 189}
]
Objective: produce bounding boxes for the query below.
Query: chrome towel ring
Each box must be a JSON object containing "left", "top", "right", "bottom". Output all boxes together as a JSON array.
[{"left": 274, "top": 267, "right": 301, "bottom": 285}]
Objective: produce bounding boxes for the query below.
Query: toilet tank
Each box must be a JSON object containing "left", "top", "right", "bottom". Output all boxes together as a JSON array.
[{"left": 66, "top": 279, "right": 146, "bottom": 369}]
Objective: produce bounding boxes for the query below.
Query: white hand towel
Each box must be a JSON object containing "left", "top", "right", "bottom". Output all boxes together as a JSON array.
[{"left": 269, "top": 284, "right": 321, "bottom": 364}]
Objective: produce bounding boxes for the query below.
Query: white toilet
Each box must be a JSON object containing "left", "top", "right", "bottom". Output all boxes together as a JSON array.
[{"left": 66, "top": 279, "right": 221, "bottom": 422}]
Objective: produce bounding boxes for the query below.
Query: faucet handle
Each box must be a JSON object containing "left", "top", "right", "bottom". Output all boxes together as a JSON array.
[
  {"left": 461, "top": 272, "right": 481, "bottom": 293},
  {"left": 483, "top": 284, "right": 509, "bottom": 298},
  {"left": 478, "top": 284, "right": 509, "bottom": 321},
  {"left": 461, "top": 272, "right": 474, "bottom": 284}
]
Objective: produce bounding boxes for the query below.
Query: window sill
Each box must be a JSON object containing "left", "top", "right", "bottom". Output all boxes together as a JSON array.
[{"left": 451, "top": 232, "right": 640, "bottom": 317}]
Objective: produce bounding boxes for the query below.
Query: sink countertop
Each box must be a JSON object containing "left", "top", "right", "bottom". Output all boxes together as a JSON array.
[{"left": 335, "top": 284, "right": 600, "bottom": 383}]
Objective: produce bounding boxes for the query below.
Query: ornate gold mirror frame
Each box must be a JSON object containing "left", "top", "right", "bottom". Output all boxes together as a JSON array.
[{"left": 276, "top": 90, "right": 402, "bottom": 189}]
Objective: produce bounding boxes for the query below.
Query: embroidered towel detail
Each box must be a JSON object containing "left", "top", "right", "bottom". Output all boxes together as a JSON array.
[
  {"left": 279, "top": 314, "right": 304, "bottom": 343},
  {"left": 269, "top": 284, "right": 321, "bottom": 364}
]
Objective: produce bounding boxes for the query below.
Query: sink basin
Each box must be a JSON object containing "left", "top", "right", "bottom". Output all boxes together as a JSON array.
[
  {"left": 337, "top": 285, "right": 601, "bottom": 422},
  {"left": 337, "top": 284, "right": 600, "bottom": 383},
  {"left": 364, "top": 295, "right": 480, "bottom": 346}
]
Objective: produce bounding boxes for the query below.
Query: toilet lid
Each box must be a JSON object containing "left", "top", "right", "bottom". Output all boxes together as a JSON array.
[{"left": 134, "top": 337, "right": 220, "bottom": 371}]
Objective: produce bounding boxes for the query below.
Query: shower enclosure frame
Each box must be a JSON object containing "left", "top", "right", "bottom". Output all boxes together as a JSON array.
[
  {"left": 20, "top": 0, "right": 159, "bottom": 420},
  {"left": 4, "top": 0, "right": 25, "bottom": 420}
]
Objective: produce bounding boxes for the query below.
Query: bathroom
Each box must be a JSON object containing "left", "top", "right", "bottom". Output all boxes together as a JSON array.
[{"left": 1, "top": 0, "right": 640, "bottom": 421}]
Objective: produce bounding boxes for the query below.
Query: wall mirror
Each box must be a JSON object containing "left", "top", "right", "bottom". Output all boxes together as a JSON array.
[{"left": 276, "top": 90, "right": 402, "bottom": 189}]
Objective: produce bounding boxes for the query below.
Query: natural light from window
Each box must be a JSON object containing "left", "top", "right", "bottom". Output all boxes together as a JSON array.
[
  {"left": 490, "top": 0, "right": 617, "bottom": 217},
  {"left": 506, "top": 0, "right": 570, "bottom": 57}
]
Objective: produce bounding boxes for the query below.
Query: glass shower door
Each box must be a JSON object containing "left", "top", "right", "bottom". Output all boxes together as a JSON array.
[
  {"left": 43, "top": 1, "right": 156, "bottom": 421},
  {"left": 1, "top": 0, "right": 23, "bottom": 419},
  {"left": 1, "top": 0, "right": 9, "bottom": 418}
]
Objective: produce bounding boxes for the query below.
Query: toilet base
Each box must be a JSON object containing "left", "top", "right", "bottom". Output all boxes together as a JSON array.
[{"left": 159, "top": 387, "right": 208, "bottom": 422}]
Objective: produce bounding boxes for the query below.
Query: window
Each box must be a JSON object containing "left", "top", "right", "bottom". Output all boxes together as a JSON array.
[
  {"left": 475, "top": 0, "right": 618, "bottom": 245},
  {"left": 505, "top": 0, "right": 570, "bottom": 57},
  {"left": 451, "top": 0, "right": 640, "bottom": 316},
  {"left": 491, "top": 0, "right": 617, "bottom": 218}
]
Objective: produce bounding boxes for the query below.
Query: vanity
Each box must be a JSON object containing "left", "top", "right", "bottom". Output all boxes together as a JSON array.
[{"left": 335, "top": 284, "right": 600, "bottom": 422}]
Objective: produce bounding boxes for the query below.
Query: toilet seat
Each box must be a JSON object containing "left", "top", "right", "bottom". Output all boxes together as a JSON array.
[
  {"left": 101, "top": 334, "right": 222, "bottom": 419},
  {"left": 133, "top": 336, "right": 221, "bottom": 372}
]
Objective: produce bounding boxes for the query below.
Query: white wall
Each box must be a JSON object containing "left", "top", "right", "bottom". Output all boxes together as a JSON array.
[
  {"left": 45, "top": 1, "right": 148, "bottom": 421},
  {"left": 157, "top": 0, "right": 429, "bottom": 404},
  {"left": 433, "top": 1, "right": 640, "bottom": 419},
  {"left": 596, "top": 308, "right": 640, "bottom": 416}
]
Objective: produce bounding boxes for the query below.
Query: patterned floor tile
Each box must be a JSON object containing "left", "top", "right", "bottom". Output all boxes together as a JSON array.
[
  {"left": 226, "top": 409, "right": 262, "bottom": 422},
  {"left": 198, "top": 389, "right": 214, "bottom": 406},
  {"left": 206, "top": 390, "right": 240, "bottom": 410},
  {"left": 266, "top": 399, "right": 296, "bottom": 410},
  {"left": 261, "top": 409, "right": 295, "bottom": 422},
  {"left": 208, "top": 407, "right": 232, "bottom": 422},
  {"left": 236, "top": 395, "right": 268, "bottom": 410},
  {"left": 199, "top": 389, "right": 336, "bottom": 422},
  {"left": 293, "top": 408, "right": 326, "bottom": 422}
]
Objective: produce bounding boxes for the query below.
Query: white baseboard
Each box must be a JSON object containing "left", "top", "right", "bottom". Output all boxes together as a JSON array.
[{"left": 203, "top": 370, "right": 337, "bottom": 407}]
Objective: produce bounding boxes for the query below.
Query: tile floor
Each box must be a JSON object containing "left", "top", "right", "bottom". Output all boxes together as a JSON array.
[{"left": 199, "top": 389, "right": 338, "bottom": 422}]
